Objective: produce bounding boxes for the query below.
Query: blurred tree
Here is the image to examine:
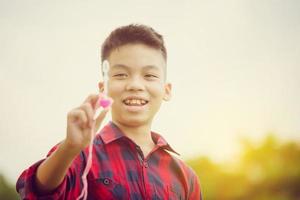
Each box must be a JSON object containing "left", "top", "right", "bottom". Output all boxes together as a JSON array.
[
  {"left": 186, "top": 134, "right": 300, "bottom": 200},
  {"left": 0, "top": 173, "right": 18, "bottom": 200}
]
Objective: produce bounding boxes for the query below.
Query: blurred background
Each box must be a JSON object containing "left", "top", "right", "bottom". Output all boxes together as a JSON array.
[{"left": 0, "top": 0, "right": 299, "bottom": 199}]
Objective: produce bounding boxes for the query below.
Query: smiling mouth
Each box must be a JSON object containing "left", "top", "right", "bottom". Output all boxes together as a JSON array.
[{"left": 123, "top": 99, "right": 149, "bottom": 106}]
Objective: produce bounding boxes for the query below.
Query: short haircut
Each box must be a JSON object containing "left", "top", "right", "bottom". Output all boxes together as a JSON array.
[{"left": 101, "top": 24, "right": 167, "bottom": 62}]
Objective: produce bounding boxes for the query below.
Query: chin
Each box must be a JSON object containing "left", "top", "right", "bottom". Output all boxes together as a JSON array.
[{"left": 114, "top": 115, "right": 152, "bottom": 128}]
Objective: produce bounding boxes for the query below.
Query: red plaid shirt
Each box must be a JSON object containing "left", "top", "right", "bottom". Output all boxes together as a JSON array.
[{"left": 16, "top": 122, "right": 202, "bottom": 199}]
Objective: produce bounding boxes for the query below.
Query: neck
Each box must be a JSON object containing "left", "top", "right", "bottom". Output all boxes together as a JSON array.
[{"left": 112, "top": 120, "right": 155, "bottom": 152}]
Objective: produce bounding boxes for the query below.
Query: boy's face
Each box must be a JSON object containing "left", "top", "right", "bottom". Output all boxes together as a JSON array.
[{"left": 98, "top": 43, "right": 172, "bottom": 127}]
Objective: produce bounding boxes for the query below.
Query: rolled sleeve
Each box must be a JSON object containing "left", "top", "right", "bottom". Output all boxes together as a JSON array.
[
  {"left": 16, "top": 144, "right": 85, "bottom": 200},
  {"left": 16, "top": 159, "right": 68, "bottom": 200}
]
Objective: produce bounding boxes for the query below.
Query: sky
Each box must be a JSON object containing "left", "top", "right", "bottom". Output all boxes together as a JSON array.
[{"left": 0, "top": 0, "right": 299, "bottom": 184}]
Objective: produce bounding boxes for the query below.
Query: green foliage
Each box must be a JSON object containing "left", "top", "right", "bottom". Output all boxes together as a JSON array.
[
  {"left": 0, "top": 174, "right": 18, "bottom": 200},
  {"left": 187, "top": 135, "right": 300, "bottom": 200}
]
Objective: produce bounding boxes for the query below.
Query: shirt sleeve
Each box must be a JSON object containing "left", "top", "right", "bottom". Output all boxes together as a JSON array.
[{"left": 16, "top": 144, "right": 86, "bottom": 200}]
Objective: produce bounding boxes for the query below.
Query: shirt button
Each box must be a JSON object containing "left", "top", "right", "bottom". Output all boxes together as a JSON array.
[
  {"left": 144, "top": 162, "right": 148, "bottom": 168},
  {"left": 103, "top": 178, "right": 110, "bottom": 185}
]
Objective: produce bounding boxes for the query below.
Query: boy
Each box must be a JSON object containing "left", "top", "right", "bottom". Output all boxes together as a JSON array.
[{"left": 16, "top": 24, "right": 202, "bottom": 199}]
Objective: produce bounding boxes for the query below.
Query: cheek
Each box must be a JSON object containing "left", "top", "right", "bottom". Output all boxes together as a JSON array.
[
  {"left": 108, "top": 82, "right": 123, "bottom": 97},
  {"left": 148, "top": 84, "right": 166, "bottom": 98}
]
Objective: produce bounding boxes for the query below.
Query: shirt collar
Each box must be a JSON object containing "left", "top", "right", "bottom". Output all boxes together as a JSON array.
[
  {"left": 150, "top": 131, "right": 180, "bottom": 155},
  {"left": 98, "top": 121, "right": 180, "bottom": 155},
  {"left": 98, "top": 121, "right": 125, "bottom": 144}
]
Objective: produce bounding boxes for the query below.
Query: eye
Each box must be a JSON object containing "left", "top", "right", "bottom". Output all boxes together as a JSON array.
[
  {"left": 145, "top": 74, "right": 159, "bottom": 79},
  {"left": 113, "top": 73, "right": 128, "bottom": 79}
]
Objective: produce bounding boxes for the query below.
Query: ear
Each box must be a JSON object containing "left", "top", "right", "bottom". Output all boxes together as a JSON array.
[
  {"left": 163, "top": 83, "right": 172, "bottom": 101},
  {"left": 98, "top": 81, "right": 104, "bottom": 93}
]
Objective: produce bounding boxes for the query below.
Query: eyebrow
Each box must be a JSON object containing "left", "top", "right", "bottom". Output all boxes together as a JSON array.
[{"left": 111, "top": 64, "right": 160, "bottom": 71}]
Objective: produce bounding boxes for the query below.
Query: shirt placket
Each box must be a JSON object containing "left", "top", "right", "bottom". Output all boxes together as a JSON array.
[{"left": 135, "top": 146, "right": 152, "bottom": 200}]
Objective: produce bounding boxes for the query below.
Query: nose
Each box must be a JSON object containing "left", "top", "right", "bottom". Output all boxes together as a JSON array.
[{"left": 125, "top": 76, "right": 145, "bottom": 92}]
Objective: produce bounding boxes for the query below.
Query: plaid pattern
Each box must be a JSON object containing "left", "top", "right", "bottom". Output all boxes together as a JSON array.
[{"left": 16, "top": 122, "right": 202, "bottom": 199}]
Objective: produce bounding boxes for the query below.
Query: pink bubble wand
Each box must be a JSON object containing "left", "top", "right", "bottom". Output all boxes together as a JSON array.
[{"left": 76, "top": 60, "right": 113, "bottom": 200}]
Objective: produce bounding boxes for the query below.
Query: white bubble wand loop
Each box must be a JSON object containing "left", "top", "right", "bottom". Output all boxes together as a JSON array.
[
  {"left": 102, "top": 60, "right": 109, "bottom": 95},
  {"left": 76, "top": 60, "right": 113, "bottom": 200}
]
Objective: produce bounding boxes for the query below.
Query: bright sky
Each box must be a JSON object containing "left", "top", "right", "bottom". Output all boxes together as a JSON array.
[{"left": 0, "top": 0, "right": 299, "bottom": 184}]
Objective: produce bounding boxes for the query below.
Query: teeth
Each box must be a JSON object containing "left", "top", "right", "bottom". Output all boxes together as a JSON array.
[{"left": 124, "top": 99, "right": 147, "bottom": 106}]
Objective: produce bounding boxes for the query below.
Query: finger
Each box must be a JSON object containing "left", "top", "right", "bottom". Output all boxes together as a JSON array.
[
  {"left": 67, "top": 109, "right": 89, "bottom": 128},
  {"left": 83, "top": 94, "right": 101, "bottom": 109},
  {"left": 94, "top": 108, "right": 109, "bottom": 131},
  {"left": 79, "top": 103, "right": 95, "bottom": 127}
]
